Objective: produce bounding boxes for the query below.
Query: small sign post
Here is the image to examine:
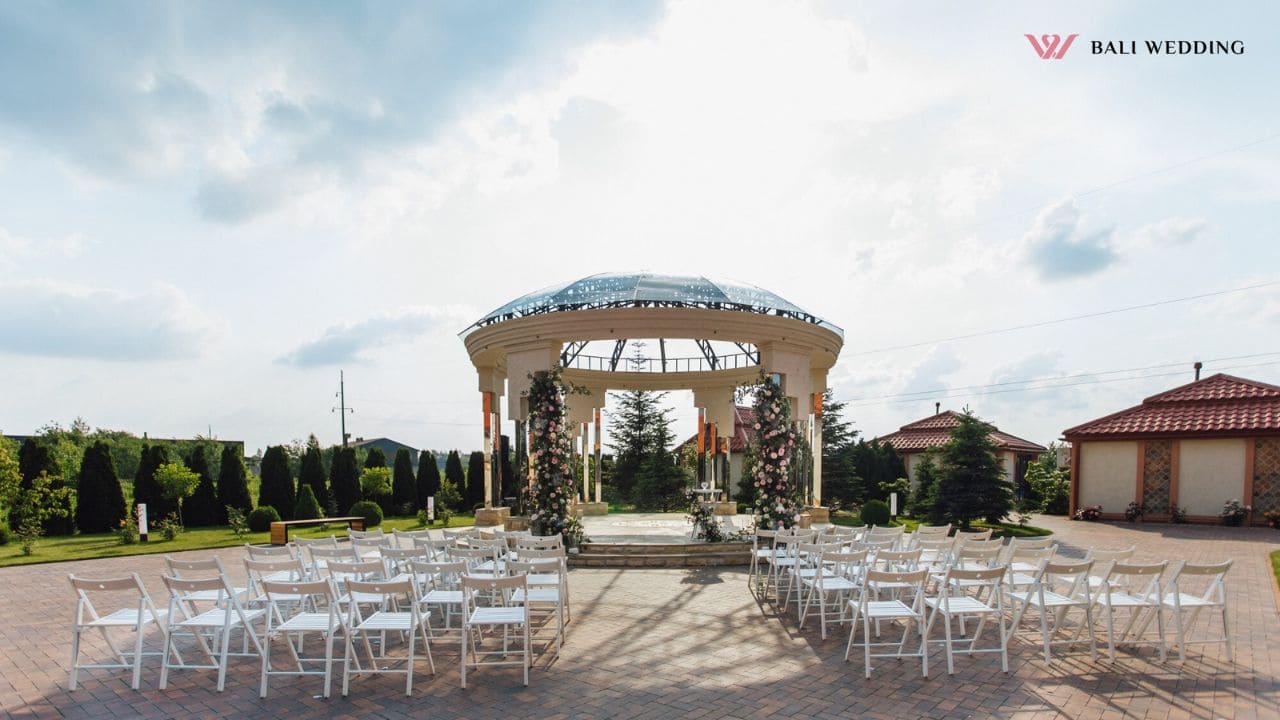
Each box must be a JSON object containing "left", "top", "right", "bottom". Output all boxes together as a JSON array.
[
  {"left": 427, "top": 496, "right": 435, "bottom": 523},
  {"left": 889, "top": 492, "right": 898, "bottom": 518},
  {"left": 137, "top": 503, "right": 149, "bottom": 542}
]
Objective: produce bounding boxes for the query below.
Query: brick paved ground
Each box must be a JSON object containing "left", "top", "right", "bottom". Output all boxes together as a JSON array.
[{"left": 2, "top": 516, "right": 1277, "bottom": 720}]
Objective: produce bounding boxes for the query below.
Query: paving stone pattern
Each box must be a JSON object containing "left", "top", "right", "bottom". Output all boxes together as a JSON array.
[{"left": 2, "top": 516, "right": 1278, "bottom": 719}]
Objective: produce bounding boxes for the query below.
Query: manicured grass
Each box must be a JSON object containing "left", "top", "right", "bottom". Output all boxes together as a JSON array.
[
  {"left": 1270, "top": 550, "right": 1280, "bottom": 591},
  {"left": 0, "top": 514, "right": 475, "bottom": 568},
  {"left": 829, "top": 512, "right": 1051, "bottom": 538}
]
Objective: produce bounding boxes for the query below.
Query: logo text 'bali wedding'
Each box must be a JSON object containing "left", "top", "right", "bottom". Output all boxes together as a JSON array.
[{"left": 1025, "top": 33, "right": 1078, "bottom": 60}]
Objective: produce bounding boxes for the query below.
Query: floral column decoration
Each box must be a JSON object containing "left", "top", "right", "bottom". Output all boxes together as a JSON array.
[
  {"left": 526, "top": 368, "right": 577, "bottom": 539},
  {"left": 750, "top": 371, "right": 799, "bottom": 530}
]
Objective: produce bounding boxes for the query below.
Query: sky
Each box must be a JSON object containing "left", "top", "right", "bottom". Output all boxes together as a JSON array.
[{"left": 2, "top": 1, "right": 1278, "bottom": 456}]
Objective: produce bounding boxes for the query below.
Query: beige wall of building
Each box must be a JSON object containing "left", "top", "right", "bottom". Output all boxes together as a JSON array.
[
  {"left": 1079, "top": 440, "right": 1138, "bottom": 511},
  {"left": 1177, "top": 438, "right": 1247, "bottom": 516}
]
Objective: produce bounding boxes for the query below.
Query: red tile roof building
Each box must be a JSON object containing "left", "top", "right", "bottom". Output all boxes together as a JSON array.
[
  {"left": 876, "top": 410, "right": 1047, "bottom": 488},
  {"left": 1063, "top": 374, "right": 1280, "bottom": 525}
]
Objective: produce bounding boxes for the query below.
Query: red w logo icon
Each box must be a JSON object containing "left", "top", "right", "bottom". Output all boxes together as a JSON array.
[{"left": 1025, "top": 33, "right": 1079, "bottom": 60}]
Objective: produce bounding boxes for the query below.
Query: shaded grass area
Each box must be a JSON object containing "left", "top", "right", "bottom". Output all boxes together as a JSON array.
[
  {"left": 0, "top": 514, "right": 475, "bottom": 568},
  {"left": 1271, "top": 549, "right": 1280, "bottom": 591},
  {"left": 829, "top": 512, "right": 1052, "bottom": 538}
]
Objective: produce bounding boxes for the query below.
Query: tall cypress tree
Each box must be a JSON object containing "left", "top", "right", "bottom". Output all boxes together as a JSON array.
[
  {"left": 330, "top": 447, "right": 360, "bottom": 515},
  {"left": 415, "top": 450, "right": 439, "bottom": 510},
  {"left": 132, "top": 443, "right": 159, "bottom": 510},
  {"left": 363, "top": 447, "right": 387, "bottom": 469},
  {"left": 298, "top": 439, "right": 329, "bottom": 515},
  {"left": 465, "top": 451, "right": 485, "bottom": 509},
  {"left": 183, "top": 445, "right": 219, "bottom": 526},
  {"left": 499, "top": 436, "right": 515, "bottom": 505},
  {"left": 75, "top": 441, "right": 126, "bottom": 533},
  {"left": 216, "top": 444, "right": 253, "bottom": 523},
  {"left": 258, "top": 445, "right": 295, "bottom": 520},
  {"left": 12, "top": 439, "right": 58, "bottom": 530},
  {"left": 391, "top": 448, "right": 417, "bottom": 512},
  {"left": 444, "top": 450, "right": 465, "bottom": 507},
  {"left": 606, "top": 387, "right": 667, "bottom": 505},
  {"left": 937, "top": 412, "right": 1011, "bottom": 528}
]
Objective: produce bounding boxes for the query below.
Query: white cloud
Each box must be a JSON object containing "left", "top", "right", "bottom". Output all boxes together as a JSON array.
[
  {"left": 1021, "top": 198, "right": 1117, "bottom": 280},
  {"left": 0, "top": 226, "right": 89, "bottom": 269},
  {"left": 1131, "top": 216, "right": 1207, "bottom": 248},
  {"left": 281, "top": 305, "right": 475, "bottom": 367},
  {"left": 0, "top": 280, "right": 216, "bottom": 360}
]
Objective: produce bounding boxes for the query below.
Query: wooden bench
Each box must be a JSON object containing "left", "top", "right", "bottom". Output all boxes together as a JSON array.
[{"left": 269, "top": 516, "right": 366, "bottom": 545}]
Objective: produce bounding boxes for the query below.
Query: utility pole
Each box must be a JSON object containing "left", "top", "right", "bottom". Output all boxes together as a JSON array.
[{"left": 332, "top": 370, "right": 354, "bottom": 447}]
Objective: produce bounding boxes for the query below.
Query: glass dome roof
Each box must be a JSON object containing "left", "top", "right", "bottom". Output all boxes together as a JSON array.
[{"left": 463, "top": 272, "right": 842, "bottom": 336}]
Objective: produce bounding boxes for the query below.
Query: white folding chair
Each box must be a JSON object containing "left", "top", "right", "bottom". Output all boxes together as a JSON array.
[
  {"left": 392, "top": 528, "right": 436, "bottom": 548},
  {"left": 348, "top": 528, "right": 385, "bottom": 540},
  {"left": 379, "top": 546, "right": 431, "bottom": 583},
  {"left": 342, "top": 577, "right": 435, "bottom": 696},
  {"left": 412, "top": 560, "right": 468, "bottom": 640},
  {"left": 460, "top": 574, "right": 530, "bottom": 688},
  {"left": 351, "top": 536, "right": 390, "bottom": 561},
  {"left": 771, "top": 533, "right": 815, "bottom": 606},
  {"left": 749, "top": 528, "right": 781, "bottom": 592},
  {"left": 159, "top": 574, "right": 266, "bottom": 692},
  {"left": 1083, "top": 545, "right": 1137, "bottom": 593},
  {"left": 1095, "top": 561, "right": 1167, "bottom": 661},
  {"left": 308, "top": 547, "right": 358, "bottom": 580},
  {"left": 68, "top": 573, "right": 169, "bottom": 690},
  {"left": 1160, "top": 560, "right": 1233, "bottom": 662},
  {"left": 517, "top": 546, "right": 572, "bottom": 623},
  {"left": 800, "top": 549, "right": 867, "bottom": 639},
  {"left": 508, "top": 559, "right": 567, "bottom": 659},
  {"left": 164, "top": 556, "right": 248, "bottom": 605},
  {"left": 259, "top": 577, "right": 348, "bottom": 698},
  {"left": 845, "top": 568, "right": 929, "bottom": 678},
  {"left": 955, "top": 529, "right": 994, "bottom": 545},
  {"left": 1008, "top": 559, "right": 1098, "bottom": 661},
  {"left": 924, "top": 566, "right": 1009, "bottom": 674},
  {"left": 243, "top": 557, "right": 308, "bottom": 607}
]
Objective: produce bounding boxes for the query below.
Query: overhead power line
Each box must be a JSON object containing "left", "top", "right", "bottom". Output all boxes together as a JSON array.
[{"left": 848, "top": 279, "right": 1280, "bottom": 357}]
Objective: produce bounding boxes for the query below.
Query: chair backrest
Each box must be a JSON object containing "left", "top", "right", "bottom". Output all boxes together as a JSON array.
[
  {"left": 506, "top": 559, "right": 557, "bottom": 581},
  {"left": 1039, "top": 559, "right": 1094, "bottom": 600},
  {"left": 1165, "top": 560, "right": 1231, "bottom": 602},
  {"left": 1008, "top": 535, "right": 1054, "bottom": 549},
  {"left": 1008, "top": 545, "right": 1056, "bottom": 565},
  {"left": 347, "top": 528, "right": 384, "bottom": 539},
  {"left": 392, "top": 528, "right": 435, "bottom": 548},
  {"left": 956, "top": 529, "right": 994, "bottom": 544},
  {"left": 164, "top": 555, "right": 226, "bottom": 577},
  {"left": 865, "top": 526, "right": 903, "bottom": 541},
  {"left": 410, "top": 560, "right": 466, "bottom": 592},
  {"left": 380, "top": 546, "right": 430, "bottom": 575},
  {"left": 954, "top": 544, "right": 1003, "bottom": 569},
  {"left": 246, "top": 543, "right": 296, "bottom": 559},
  {"left": 293, "top": 535, "right": 338, "bottom": 549},
  {"left": 259, "top": 578, "right": 343, "bottom": 635},
  {"left": 873, "top": 548, "right": 921, "bottom": 570},
  {"left": 1087, "top": 545, "right": 1136, "bottom": 564},
  {"left": 161, "top": 574, "right": 233, "bottom": 602},
  {"left": 351, "top": 537, "right": 390, "bottom": 554},
  {"left": 326, "top": 559, "right": 386, "bottom": 583},
  {"left": 1105, "top": 561, "right": 1167, "bottom": 598},
  {"left": 822, "top": 549, "right": 867, "bottom": 578},
  {"left": 443, "top": 527, "right": 481, "bottom": 541},
  {"left": 938, "top": 566, "right": 1007, "bottom": 608},
  {"left": 915, "top": 523, "right": 951, "bottom": 537},
  {"left": 345, "top": 577, "right": 416, "bottom": 601},
  {"left": 461, "top": 573, "right": 526, "bottom": 593},
  {"left": 261, "top": 577, "right": 336, "bottom": 602},
  {"left": 308, "top": 546, "right": 358, "bottom": 574},
  {"left": 243, "top": 557, "right": 308, "bottom": 599},
  {"left": 959, "top": 536, "right": 1002, "bottom": 551},
  {"left": 451, "top": 545, "right": 500, "bottom": 571},
  {"left": 517, "top": 546, "right": 567, "bottom": 563},
  {"left": 861, "top": 568, "right": 928, "bottom": 599},
  {"left": 516, "top": 535, "right": 563, "bottom": 551},
  {"left": 69, "top": 573, "right": 160, "bottom": 627},
  {"left": 410, "top": 536, "right": 451, "bottom": 560}
]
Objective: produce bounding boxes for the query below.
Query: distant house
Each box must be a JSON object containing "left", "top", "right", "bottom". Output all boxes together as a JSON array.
[
  {"left": 351, "top": 437, "right": 419, "bottom": 462},
  {"left": 1063, "top": 373, "right": 1280, "bottom": 524},
  {"left": 876, "top": 410, "right": 1046, "bottom": 488},
  {"left": 676, "top": 406, "right": 754, "bottom": 491}
]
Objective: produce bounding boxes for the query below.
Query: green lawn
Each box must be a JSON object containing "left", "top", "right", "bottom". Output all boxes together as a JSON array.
[
  {"left": 1270, "top": 550, "right": 1280, "bottom": 591},
  {"left": 0, "top": 514, "right": 475, "bottom": 568},
  {"left": 829, "top": 512, "right": 1051, "bottom": 538}
]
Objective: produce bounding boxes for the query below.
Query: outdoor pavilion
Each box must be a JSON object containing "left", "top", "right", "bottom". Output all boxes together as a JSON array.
[{"left": 459, "top": 272, "right": 844, "bottom": 525}]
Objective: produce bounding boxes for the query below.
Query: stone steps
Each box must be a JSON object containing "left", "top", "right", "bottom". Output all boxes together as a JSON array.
[{"left": 568, "top": 542, "right": 751, "bottom": 568}]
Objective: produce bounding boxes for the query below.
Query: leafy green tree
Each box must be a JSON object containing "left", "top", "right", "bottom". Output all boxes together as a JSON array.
[
  {"left": 183, "top": 445, "right": 219, "bottom": 526},
  {"left": 258, "top": 446, "right": 295, "bottom": 520},
  {"left": 415, "top": 450, "right": 439, "bottom": 510},
  {"left": 936, "top": 412, "right": 1011, "bottom": 528},
  {"left": 75, "top": 441, "right": 126, "bottom": 533},
  {"left": 634, "top": 452, "right": 688, "bottom": 512},
  {"left": 216, "top": 444, "right": 253, "bottom": 523},
  {"left": 330, "top": 447, "right": 360, "bottom": 515},
  {"left": 139, "top": 445, "right": 178, "bottom": 520},
  {"left": 35, "top": 419, "right": 90, "bottom": 486},
  {"left": 465, "top": 451, "right": 485, "bottom": 509},
  {"left": 363, "top": 447, "right": 387, "bottom": 469},
  {"left": 360, "top": 466, "right": 393, "bottom": 515},
  {"left": 907, "top": 450, "right": 944, "bottom": 522},
  {"left": 298, "top": 437, "right": 329, "bottom": 514},
  {"left": 437, "top": 477, "right": 465, "bottom": 512},
  {"left": 17, "top": 439, "right": 57, "bottom": 489},
  {"left": 0, "top": 441, "right": 21, "bottom": 526},
  {"left": 1025, "top": 446, "right": 1069, "bottom": 515},
  {"left": 155, "top": 462, "right": 200, "bottom": 525},
  {"left": 294, "top": 485, "right": 323, "bottom": 520},
  {"left": 392, "top": 448, "right": 417, "bottom": 512},
  {"left": 443, "top": 451, "right": 465, "bottom": 507}
]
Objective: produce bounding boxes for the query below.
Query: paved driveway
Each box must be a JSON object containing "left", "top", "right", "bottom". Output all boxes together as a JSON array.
[{"left": 2, "top": 516, "right": 1276, "bottom": 719}]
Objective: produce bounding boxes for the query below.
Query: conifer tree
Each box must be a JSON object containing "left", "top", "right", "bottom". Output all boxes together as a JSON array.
[
  {"left": 132, "top": 443, "right": 160, "bottom": 511},
  {"left": 606, "top": 386, "right": 666, "bottom": 505},
  {"left": 182, "top": 445, "right": 219, "bottom": 526},
  {"left": 330, "top": 447, "right": 360, "bottom": 515},
  {"left": 465, "top": 451, "right": 485, "bottom": 509},
  {"left": 258, "top": 445, "right": 295, "bottom": 520},
  {"left": 17, "top": 439, "right": 57, "bottom": 489},
  {"left": 294, "top": 484, "right": 322, "bottom": 520},
  {"left": 936, "top": 412, "right": 1011, "bottom": 528},
  {"left": 499, "top": 436, "right": 515, "bottom": 504},
  {"left": 443, "top": 451, "right": 465, "bottom": 509},
  {"left": 216, "top": 444, "right": 253, "bottom": 523},
  {"left": 415, "top": 450, "right": 439, "bottom": 510},
  {"left": 363, "top": 447, "right": 387, "bottom": 469},
  {"left": 75, "top": 441, "right": 126, "bottom": 533},
  {"left": 298, "top": 438, "right": 329, "bottom": 514},
  {"left": 819, "top": 389, "right": 859, "bottom": 508},
  {"left": 392, "top": 448, "right": 417, "bottom": 512}
]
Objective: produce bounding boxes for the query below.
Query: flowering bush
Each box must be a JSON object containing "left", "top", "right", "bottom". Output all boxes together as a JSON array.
[
  {"left": 1220, "top": 499, "right": 1249, "bottom": 527},
  {"left": 687, "top": 491, "right": 725, "bottom": 542},
  {"left": 1124, "top": 501, "right": 1144, "bottom": 522},
  {"left": 1073, "top": 504, "right": 1102, "bottom": 521},
  {"left": 115, "top": 515, "right": 139, "bottom": 545},
  {"left": 1171, "top": 505, "right": 1189, "bottom": 524},
  {"left": 748, "top": 372, "right": 799, "bottom": 530},
  {"left": 1264, "top": 510, "right": 1280, "bottom": 529},
  {"left": 526, "top": 368, "right": 577, "bottom": 540}
]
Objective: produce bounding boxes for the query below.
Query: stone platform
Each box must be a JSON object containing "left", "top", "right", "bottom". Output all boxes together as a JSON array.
[{"left": 572, "top": 512, "right": 798, "bottom": 568}]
